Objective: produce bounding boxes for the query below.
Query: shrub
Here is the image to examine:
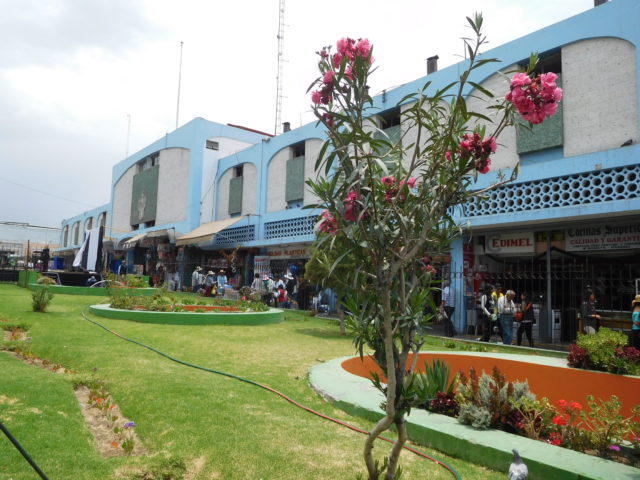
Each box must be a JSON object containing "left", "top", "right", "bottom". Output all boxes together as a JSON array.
[
  {"left": 31, "top": 286, "right": 53, "bottom": 312},
  {"left": 570, "top": 328, "right": 638, "bottom": 374},
  {"left": 456, "top": 366, "right": 535, "bottom": 432},
  {"left": 36, "top": 275, "right": 56, "bottom": 285},
  {"left": 125, "top": 275, "right": 148, "bottom": 288},
  {"left": 428, "top": 392, "right": 459, "bottom": 417},
  {"left": 412, "top": 359, "right": 456, "bottom": 409}
]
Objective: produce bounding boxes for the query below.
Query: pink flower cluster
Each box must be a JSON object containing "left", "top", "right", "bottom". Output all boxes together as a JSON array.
[
  {"left": 343, "top": 190, "right": 360, "bottom": 222},
  {"left": 422, "top": 255, "right": 437, "bottom": 275},
  {"left": 506, "top": 72, "right": 563, "bottom": 124},
  {"left": 457, "top": 132, "right": 497, "bottom": 174},
  {"left": 311, "top": 37, "right": 372, "bottom": 105},
  {"left": 318, "top": 210, "right": 338, "bottom": 235},
  {"left": 380, "top": 175, "right": 416, "bottom": 202}
]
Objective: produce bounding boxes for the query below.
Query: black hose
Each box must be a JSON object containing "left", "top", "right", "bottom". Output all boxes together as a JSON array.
[
  {"left": 0, "top": 420, "right": 50, "bottom": 480},
  {"left": 80, "top": 308, "right": 462, "bottom": 479}
]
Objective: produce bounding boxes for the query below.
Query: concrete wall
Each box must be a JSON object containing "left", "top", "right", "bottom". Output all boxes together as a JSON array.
[
  {"left": 563, "top": 37, "right": 638, "bottom": 157},
  {"left": 266, "top": 147, "right": 289, "bottom": 212},
  {"left": 111, "top": 165, "right": 136, "bottom": 234},
  {"left": 156, "top": 148, "right": 190, "bottom": 225},
  {"left": 216, "top": 162, "right": 258, "bottom": 219}
]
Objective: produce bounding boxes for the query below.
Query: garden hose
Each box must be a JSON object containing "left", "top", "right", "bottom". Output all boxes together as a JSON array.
[
  {"left": 80, "top": 308, "right": 462, "bottom": 480},
  {"left": 0, "top": 420, "right": 50, "bottom": 480}
]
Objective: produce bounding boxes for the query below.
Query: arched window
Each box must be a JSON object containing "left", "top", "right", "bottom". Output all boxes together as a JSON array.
[
  {"left": 63, "top": 226, "right": 69, "bottom": 248},
  {"left": 72, "top": 222, "right": 80, "bottom": 245},
  {"left": 98, "top": 212, "right": 107, "bottom": 227},
  {"left": 85, "top": 217, "right": 93, "bottom": 231}
]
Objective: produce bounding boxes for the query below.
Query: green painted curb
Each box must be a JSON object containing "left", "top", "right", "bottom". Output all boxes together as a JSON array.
[
  {"left": 309, "top": 355, "right": 640, "bottom": 480},
  {"left": 27, "top": 284, "right": 156, "bottom": 297},
  {"left": 89, "top": 304, "right": 283, "bottom": 326}
]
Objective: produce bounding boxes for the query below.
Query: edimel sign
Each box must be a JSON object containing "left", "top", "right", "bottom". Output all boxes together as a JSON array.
[
  {"left": 566, "top": 224, "right": 640, "bottom": 252},
  {"left": 485, "top": 232, "right": 535, "bottom": 254}
]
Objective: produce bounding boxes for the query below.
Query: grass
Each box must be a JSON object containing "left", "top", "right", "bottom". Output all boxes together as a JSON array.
[{"left": 0, "top": 283, "right": 559, "bottom": 480}]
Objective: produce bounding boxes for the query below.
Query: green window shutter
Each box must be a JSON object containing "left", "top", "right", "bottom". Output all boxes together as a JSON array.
[
  {"left": 286, "top": 156, "right": 305, "bottom": 202},
  {"left": 516, "top": 74, "right": 563, "bottom": 154},
  {"left": 228, "top": 176, "right": 243, "bottom": 215}
]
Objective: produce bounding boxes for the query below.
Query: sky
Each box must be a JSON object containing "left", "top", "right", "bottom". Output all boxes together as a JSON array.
[{"left": 0, "top": 0, "right": 595, "bottom": 228}]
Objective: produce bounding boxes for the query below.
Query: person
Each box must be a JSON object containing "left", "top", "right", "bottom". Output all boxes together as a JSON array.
[
  {"left": 441, "top": 280, "right": 456, "bottom": 337},
  {"left": 631, "top": 295, "right": 640, "bottom": 350},
  {"left": 217, "top": 270, "right": 228, "bottom": 295},
  {"left": 250, "top": 272, "right": 264, "bottom": 292},
  {"left": 492, "top": 284, "right": 504, "bottom": 341},
  {"left": 204, "top": 271, "right": 215, "bottom": 297},
  {"left": 516, "top": 292, "right": 535, "bottom": 347},
  {"left": 479, "top": 284, "right": 495, "bottom": 342},
  {"left": 261, "top": 274, "right": 275, "bottom": 305},
  {"left": 191, "top": 266, "right": 202, "bottom": 293},
  {"left": 580, "top": 289, "right": 601, "bottom": 334},
  {"left": 276, "top": 285, "right": 287, "bottom": 308},
  {"left": 298, "top": 277, "right": 310, "bottom": 310},
  {"left": 498, "top": 289, "right": 516, "bottom": 345}
]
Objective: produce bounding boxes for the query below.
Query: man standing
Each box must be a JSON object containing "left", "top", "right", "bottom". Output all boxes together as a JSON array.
[
  {"left": 498, "top": 289, "right": 516, "bottom": 345},
  {"left": 441, "top": 280, "right": 456, "bottom": 337},
  {"left": 191, "top": 266, "right": 201, "bottom": 293}
]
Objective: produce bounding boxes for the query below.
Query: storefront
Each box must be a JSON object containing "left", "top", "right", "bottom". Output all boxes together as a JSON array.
[
  {"left": 467, "top": 219, "right": 640, "bottom": 341},
  {"left": 253, "top": 245, "right": 311, "bottom": 280}
]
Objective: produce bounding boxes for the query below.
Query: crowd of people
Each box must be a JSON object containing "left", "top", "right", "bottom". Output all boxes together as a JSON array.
[{"left": 476, "top": 284, "right": 535, "bottom": 347}]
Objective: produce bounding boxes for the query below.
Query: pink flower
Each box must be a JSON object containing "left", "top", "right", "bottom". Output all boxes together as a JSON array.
[
  {"left": 406, "top": 177, "right": 417, "bottom": 188},
  {"left": 511, "top": 72, "right": 532, "bottom": 87},
  {"left": 311, "top": 90, "right": 322, "bottom": 104},
  {"left": 609, "top": 445, "right": 621, "bottom": 452},
  {"left": 318, "top": 210, "right": 338, "bottom": 235},
  {"left": 445, "top": 150, "right": 452, "bottom": 161},
  {"left": 323, "top": 70, "right": 335, "bottom": 84},
  {"left": 548, "top": 432, "right": 562, "bottom": 446},
  {"left": 343, "top": 190, "right": 360, "bottom": 222},
  {"left": 458, "top": 132, "right": 496, "bottom": 174},
  {"left": 332, "top": 53, "right": 343, "bottom": 69},
  {"left": 356, "top": 38, "right": 371, "bottom": 57},
  {"left": 423, "top": 264, "right": 437, "bottom": 275},
  {"left": 321, "top": 113, "right": 335, "bottom": 127},
  {"left": 381, "top": 176, "right": 395, "bottom": 186}
]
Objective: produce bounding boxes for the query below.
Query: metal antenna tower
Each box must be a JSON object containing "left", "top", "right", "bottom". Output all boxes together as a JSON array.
[{"left": 274, "top": 0, "right": 285, "bottom": 135}]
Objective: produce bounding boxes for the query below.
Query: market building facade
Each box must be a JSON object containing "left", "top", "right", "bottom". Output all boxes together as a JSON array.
[{"left": 56, "top": 0, "right": 639, "bottom": 341}]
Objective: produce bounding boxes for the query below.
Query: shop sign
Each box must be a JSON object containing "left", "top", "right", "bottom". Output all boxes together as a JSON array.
[
  {"left": 265, "top": 247, "right": 309, "bottom": 259},
  {"left": 485, "top": 232, "right": 535, "bottom": 254},
  {"left": 565, "top": 224, "right": 640, "bottom": 252}
]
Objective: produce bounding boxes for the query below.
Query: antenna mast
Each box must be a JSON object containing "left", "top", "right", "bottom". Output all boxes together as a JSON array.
[{"left": 274, "top": 0, "right": 285, "bottom": 135}]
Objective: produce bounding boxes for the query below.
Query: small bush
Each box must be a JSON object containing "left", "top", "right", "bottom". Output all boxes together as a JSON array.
[
  {"left": 456, "top": 366, "right": 535, "bottom": 432},
  {"left": 569, "top": 328, "right": 639, "bottom": 374},
  {"left": 31, "top": 287, "right": 53, "bottom": 312},
  {"left": 36, "top": 275, "right": 56, "bottom": 285}
]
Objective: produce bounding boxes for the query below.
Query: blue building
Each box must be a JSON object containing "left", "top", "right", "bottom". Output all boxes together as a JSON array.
[{"left": 58, "top": 0, "right": 639, "bottom": 340}]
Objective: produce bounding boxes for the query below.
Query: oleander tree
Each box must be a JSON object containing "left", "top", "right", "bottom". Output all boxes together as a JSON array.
[{"left": 306, "top": 13, "right": 562, "bottom": 480}]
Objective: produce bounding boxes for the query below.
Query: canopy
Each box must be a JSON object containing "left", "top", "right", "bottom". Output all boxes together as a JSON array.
[
  {"left": 120, "top": 233, "right": 147, "bottom": 250},
  {"left": 176, "top": 217, "right": 243, "bottom": 246}
]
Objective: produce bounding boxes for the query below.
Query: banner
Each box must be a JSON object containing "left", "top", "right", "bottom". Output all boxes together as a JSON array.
[
  {"left": 566, "top": 223, "right": 640, "bottom": 252},
  {"left": 485, "top": 232, "right": 535, "bottom": 255}
]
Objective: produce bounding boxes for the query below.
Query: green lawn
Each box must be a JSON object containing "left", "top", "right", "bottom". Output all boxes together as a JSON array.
[{"left": 0, "top": 283, "right": 512, "bottom": 480}]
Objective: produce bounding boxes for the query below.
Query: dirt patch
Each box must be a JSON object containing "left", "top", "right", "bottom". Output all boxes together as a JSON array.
[
  {"left": 75, "top": 386, "right": 145, "bottom": 457},
  {"left": 3, "top": 350, "right": 72, "bottom": 374},
  {"left": 3, "top": 329, "right": 27, "bottom": 341}
]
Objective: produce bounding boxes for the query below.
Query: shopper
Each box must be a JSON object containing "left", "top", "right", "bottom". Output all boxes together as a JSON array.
[
  {"left": 492, "top": 284, "right": 505, "bottom": 341},
  {"left": 441, "top": 280, "right": 456, "bottom": 337},
  {"left": 580, "top": 289, "right": 600, "bottom": 334},
  {"left": 251, "top": 272, "right": 264, "bottom": 292},
  {"left": 516, "top": 292, "right": 535, "bottom": 347},
  {"left": 631, "top": 295, "right": 640, "bottom": 350},
  {"left": 191, "top": 267, "right": 201, "bottom": 291},
  {"left": 479, "top": 284, "right": 495, "bottom": 342},
  {"left": 204, "top": 271, "right": 215, "bottom": 297},
  {"left": 498, "top": 289, "right": 516, "bottom": 345}
]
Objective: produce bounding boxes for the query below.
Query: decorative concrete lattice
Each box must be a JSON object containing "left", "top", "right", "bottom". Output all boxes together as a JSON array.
[
  {"left": 213, "top": 225, "right": 255, "bottom": 246},
  {"left": 462, "top": 164, "right": 640, "bottom": 217},
  {"left": 264, "top": 216, "right": 317, "bottom": 240}
]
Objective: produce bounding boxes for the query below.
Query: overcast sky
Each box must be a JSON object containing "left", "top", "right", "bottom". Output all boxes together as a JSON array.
[{"left": 0, "top": 0, "right": 595, "bottom": 228}]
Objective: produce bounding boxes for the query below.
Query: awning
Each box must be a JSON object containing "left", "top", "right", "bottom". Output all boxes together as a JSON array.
[
  {"left": 121, "top": 233, "right": 147, "bottom": 250},
  {"left": 176, "top": 217, "right": 243, "bottom": 246}
]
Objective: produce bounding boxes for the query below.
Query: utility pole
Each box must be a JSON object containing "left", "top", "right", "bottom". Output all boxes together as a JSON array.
[
  {"left": 176, "top": 41, "right": 184, "bottom": 130},
  {"left": 274, "top": 0, "right": 285, "bottom": 135}
]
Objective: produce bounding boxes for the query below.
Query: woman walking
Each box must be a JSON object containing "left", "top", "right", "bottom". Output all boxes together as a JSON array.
[{"left": 516, "top": 292, "right": 535, "bottom": 347}]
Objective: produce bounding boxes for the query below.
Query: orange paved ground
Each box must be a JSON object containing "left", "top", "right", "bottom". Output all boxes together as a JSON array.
[{"left": 342, "top": 353, "right": 640, "bottom": 417}]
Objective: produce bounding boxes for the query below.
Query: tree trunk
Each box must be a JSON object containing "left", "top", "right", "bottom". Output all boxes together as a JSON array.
[
  {"left": 337, "top": 302, "right": 346, "bottom": 335},
  {"left": 385, "top": 418, "right": 408, "bottom": 480}
]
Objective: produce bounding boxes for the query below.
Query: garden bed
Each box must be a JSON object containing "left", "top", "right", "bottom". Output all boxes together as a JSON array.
[
  {"left": 310, "top": 354, "right": 640, "bottom": 480},
  {"left": 89, "top": 304, "right": 283, "bottom": 325}
]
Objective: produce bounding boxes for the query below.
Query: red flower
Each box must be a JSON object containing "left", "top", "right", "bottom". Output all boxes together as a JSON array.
[
  {"left": 556, "top": 399, "right": 567, "bottom": 409},
  {"left": 111, "top": 441, "right": 120, "bottom": 449},
  {"left": 548, "top": 432, "right": 562, "bottom": 446},
  {"left": 552, "top": 415, "right": 567, "bottom": 426},
  {"left": 570, "top": 401, "right": 582, "bottom": 411}
]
